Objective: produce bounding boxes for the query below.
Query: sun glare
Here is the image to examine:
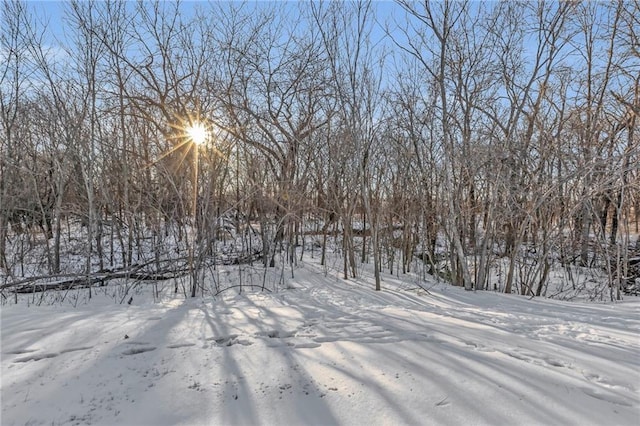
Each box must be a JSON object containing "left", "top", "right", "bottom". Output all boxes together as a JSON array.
[{"left": 187, "top": 123, "right": 208, "bottom": 145}]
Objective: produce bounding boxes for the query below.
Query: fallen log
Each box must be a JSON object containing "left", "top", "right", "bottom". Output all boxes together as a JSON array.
[
  {"left": 3, "top": 258, "right": 191, "bottom": 294},
  {"left": 10, "top": 268, "right": 191, "bottom": 294},
  {"left": 3, "top": 250, "right": 264, "bottom": 294}
]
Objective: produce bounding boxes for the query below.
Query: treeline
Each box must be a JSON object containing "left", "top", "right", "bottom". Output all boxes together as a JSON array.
[{"left": 1, "top": 0, "right": 638, "bottom": 298}]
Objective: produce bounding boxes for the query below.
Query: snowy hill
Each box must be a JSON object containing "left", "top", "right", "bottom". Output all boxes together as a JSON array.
[{"left": 2, "top": 260, "right": 639, "bottom": 425}]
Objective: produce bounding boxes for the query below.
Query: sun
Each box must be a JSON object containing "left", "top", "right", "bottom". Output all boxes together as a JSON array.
[{"left": 186, "top": 123, "right": 208, "bottom": 145}]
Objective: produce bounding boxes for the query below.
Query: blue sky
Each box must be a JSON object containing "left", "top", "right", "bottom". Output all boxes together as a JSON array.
[
  {"left": 24, "top": 0, "right": 400, "bottom": 87},
  {"left": 29, "top": 1, "right": 398, "bottom": 45},
  {"left": 15, "top": 0, "right": 623, "bottom": 97}
]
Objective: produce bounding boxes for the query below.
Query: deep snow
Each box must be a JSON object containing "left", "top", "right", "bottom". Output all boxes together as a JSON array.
[{"left": 2, "top": 259, "right": 639, "bottom": 425}]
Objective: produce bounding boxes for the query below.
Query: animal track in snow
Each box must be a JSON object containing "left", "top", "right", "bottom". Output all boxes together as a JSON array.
[
  {"left": 253, "top": 327, "right": 323, "bottom": 349},
  {"left": 13, "top": 352, "right": 59, "bottom": 362},
  {"left": 291, "top": 342, "right": 321, "bottom": 349},
  {"left": 122, "top": 346, "right": 156, "bottom": 355},
  {"left": 255, "top": 330, "right": 295, "bottom": 339},
  {"left": 167, "top": 343, "right": 196, "bottom": 349},
  {"left": 5, "top": 348, "right": 37, "bottom": 355},
  {"left": 501, "top": 348, "right": 569, "bottom": 369},
  {"left": 208, "top": 335, "right": 253, "bottom": 347},
  {"left": 11, "top": 346, "right": 93, "bottom": 362},
  {"left": 580, "top": 387, "right": 634, "bottom": 407},
  {"left": 228, "top": 339, "right": 253, "bottom": 347},
  {"left": 60, "top": 346, "right": 93, "bottom": 354},
  {"left": 583, "top": 372, "right": 636, "bottom": 392},
  {"left": 461, "top": 340, "right": 495, "bottom": 353}
]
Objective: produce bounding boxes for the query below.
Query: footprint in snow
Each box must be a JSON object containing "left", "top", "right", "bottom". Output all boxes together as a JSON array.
[
  {"left": 462, "top": 341, "right": 494, "bottom": 352},
  {"left": 291, "top": 342, "right": 321, "bottom": 349},
  {"left": 581, "top": 387, "right": 634, "bottom": 407},
  {"left": 207, "top": 335, "right": 253, "bottom": 347},
  {"left": 502, "top": 349, "right": 568, "bottom": 368},
  {"left": 5, "top": 348, "right": 37, "bottom": 355},
  {"left": 584, "top": 372, "right": 636, "bottom": 392},
  {"left": 226, "top": 339, "right": 253, "bottom": 347},
  {"left": 255, "top": 330, "right": 295, "bottom": 339},
  {"left": 543, "top": 357, "right": 567, "bottom": 368},
  {"left": 167, "top": 343, "right": 196, "bottom": 349},
  {"left": 60, "top": 346, "right": 93, "bottom": 354},
  {"left": 12, "top": 346, "right": 94, "bottom": 362},
  {"left": 255, "top": 328, "right": 325, "bottom": 349},
  {"left": 296, "top": 333, "right": 318, "bottom": 338},
  {"left": 13, "top": 352, "right": 59, "bottom": 362},
  {"left": 122, "top": 347, "right": 156, "bottom": 355},
  {"left": 206, "top": 334, "right": 238, "bottom": 344}
]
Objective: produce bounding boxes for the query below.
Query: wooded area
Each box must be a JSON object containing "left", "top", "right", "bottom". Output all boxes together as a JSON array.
[{"left": 1, "top": 0, "right": 638, "bottom": 301}]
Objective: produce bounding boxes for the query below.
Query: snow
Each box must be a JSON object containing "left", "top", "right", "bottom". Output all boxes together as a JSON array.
[{"left": 2, "top": 259, "right": 639, "bottom": 425}]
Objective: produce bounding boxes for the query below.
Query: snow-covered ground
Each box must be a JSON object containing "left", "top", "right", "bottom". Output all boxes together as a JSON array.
[{"left": 2, "top": 259, "right": 639, "bottom": 425}]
